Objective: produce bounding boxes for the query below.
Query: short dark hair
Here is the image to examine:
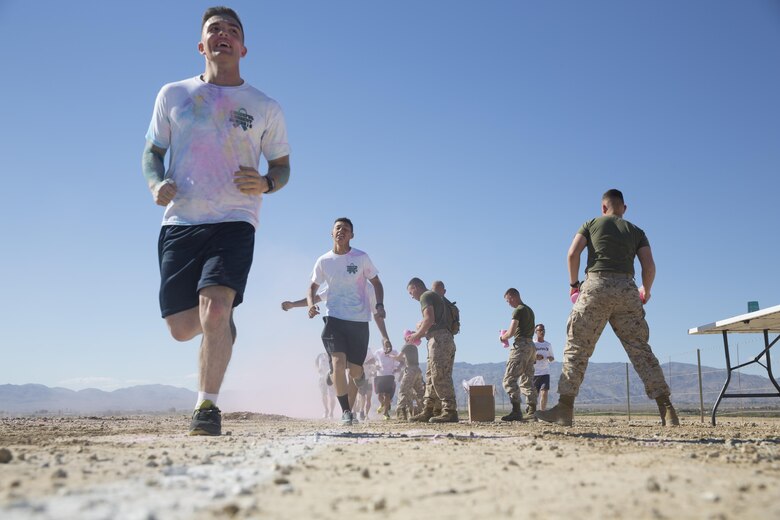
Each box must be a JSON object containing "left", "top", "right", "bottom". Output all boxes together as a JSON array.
[
  {"left": 202, "top": 6, "right": 244, "bottom": 37},
  {"left": 535, "top": 323, "right": 545, "bottom": 330},
  {"left": 407, "top": 277, "right": 426, "bottom": 290},
  {"left": 334, "top": 217, "right": 353, "bottom": 232},
  {"left": 504, "top": 288, "right": 520, "bottom": 298},
  {"left": 602, "top": 189, "right": 624, "bottom": 206}
]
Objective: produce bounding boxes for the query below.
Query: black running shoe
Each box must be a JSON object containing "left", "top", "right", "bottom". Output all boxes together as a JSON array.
[{"left": 189, "top": 403, "right": 222, "bottom": 436}]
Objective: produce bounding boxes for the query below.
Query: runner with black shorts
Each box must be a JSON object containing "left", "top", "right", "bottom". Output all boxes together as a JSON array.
[
  {"left": 533, "top": 324, "right": 555, "bottom": 411},
  {"left": 307, "top": 218, "right": 392, "bottom": 425},
  {"left": 142, "top": 6, "right": 291, "bottom": 436},
  {"left": 374, "top": 342, "right": 401, "bottom": 420}
]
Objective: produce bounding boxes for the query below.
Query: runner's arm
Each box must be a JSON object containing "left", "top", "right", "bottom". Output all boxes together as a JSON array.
[
  {"left": 141, "top": 141, "right": 176, "bottom": 206},
  {"left": 368, "top": 275, "right": 386, "bottom": 319},
  {"left": 374, "top": 313, "right": 392, "bottom": 350},
  {"left": 265, "top": 155, "right": 290, "bottom": 193},
  {"left": 282, "top": 294, "right": 321, "bottom": 311},
  {"left": 307, "top": 282, "right": 321, "bottom": 318}
]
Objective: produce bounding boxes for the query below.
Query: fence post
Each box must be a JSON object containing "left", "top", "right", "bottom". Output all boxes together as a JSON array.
[
  {"left": 697, "top": 348, "right": 704, "bottom": 423},
  {"left": 626, "top": 362, "right": 631, "bottom": 422}
]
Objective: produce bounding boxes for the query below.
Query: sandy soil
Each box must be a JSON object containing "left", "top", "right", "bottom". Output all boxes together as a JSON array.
[{"left": 1, "top": 413, "right": 779, "bottom": 519}]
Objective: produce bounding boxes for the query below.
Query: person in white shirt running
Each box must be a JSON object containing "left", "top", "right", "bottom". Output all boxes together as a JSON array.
[
  {"left": 533, "top": 324, "right": 555, "bottom": 411},
  {"left": 374, "top": 343, "right": 402, "bottom": 420},
  {"left": 142, "top": 6, "right": 290, "bottom": 436},
  {"left": 307, "top": 218, "right": 392, "bottom": 426},
  {"left": 281, "top": 283, "right": 385, "bottom": 420}
]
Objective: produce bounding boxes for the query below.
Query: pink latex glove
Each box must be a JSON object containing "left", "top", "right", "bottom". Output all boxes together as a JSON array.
[
  {"left": 500, "top": 329, "right": 509, "bottom": 348},
  {"left": 404, "top": 329, "right": 421, "bottom": 346}
]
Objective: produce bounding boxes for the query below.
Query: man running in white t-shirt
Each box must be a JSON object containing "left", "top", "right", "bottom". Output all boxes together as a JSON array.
[
  {"left": 281, "top": 283, "right": 384, "bottom": 393},
  {"left": 374, "top": 343, "right": 401, "bottom": 420},
  {"left": 533, "top": 323, "right": 555, "bottom": 412},
  {"left": 143, "top": 6, "right": 291, "bottom": 436},
  {"left": 307, "top": 218, "right": 392, "bottom": 425}
]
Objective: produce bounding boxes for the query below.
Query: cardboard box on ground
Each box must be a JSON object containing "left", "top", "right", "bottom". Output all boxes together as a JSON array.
[{"left": 468, "top": 385, "right": 495, "bottom": 422}]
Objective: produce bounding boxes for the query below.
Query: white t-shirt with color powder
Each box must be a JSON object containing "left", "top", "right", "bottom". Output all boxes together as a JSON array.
[
  {"left": 146, "top": 76, "right": 290, "bottom": 228},
  {"left": 311, "top": 248, "right": 378, "bottom": 322},
  {"left": 315, "top": 283, "right": 377, "bottom": 322},
  {"left": 374, "top": 349, "right": 400, "bottom": 377},
  {"left": 534, "top": 341, "right": 554, "bottom": 376}
]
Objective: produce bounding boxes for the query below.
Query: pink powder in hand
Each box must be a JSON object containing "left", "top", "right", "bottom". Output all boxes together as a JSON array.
[{"left": 404, "top": 329, "right": 421, "bottom": 346}]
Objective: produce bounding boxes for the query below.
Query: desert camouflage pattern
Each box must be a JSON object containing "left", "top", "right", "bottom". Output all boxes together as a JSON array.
[
  {"left": 397, "top": 366, "right": 425, "bottom": 414},
  {"left": 558, "top": 272, "right": 670, "bottom": 399},
  {"left": 502, "top": 337, "right": 538, "bottom": 405},
  {"left": 423, "top": 329, "right": 457, "bottom": 412},
  {"left": 423, "top": 362, "right": 442, "bottom": 412}
]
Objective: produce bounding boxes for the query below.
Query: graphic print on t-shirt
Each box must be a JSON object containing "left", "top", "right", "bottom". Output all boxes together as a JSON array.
[{"left": 230, "top": 108, "right": 254, "bottom": 130}]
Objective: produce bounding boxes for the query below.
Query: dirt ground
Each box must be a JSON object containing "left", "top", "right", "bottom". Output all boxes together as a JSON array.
[{"left": 1, "top": 413, "right": 779, "bottom": 519}]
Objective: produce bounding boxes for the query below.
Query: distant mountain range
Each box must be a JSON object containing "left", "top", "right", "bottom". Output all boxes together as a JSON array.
[
  {"left": 446, "top": 360, "right": 778, "bottom": 411},
  {"left": 1, "top": 361, "right": 776, "bottom": 415},
  {"left": 0, "top": 384, "right": 196, "bottom": 415}
]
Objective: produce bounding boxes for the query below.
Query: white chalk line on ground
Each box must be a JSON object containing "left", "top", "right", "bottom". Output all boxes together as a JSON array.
[
  {"left": 1, "top": 431, "right": 331, "bottom": 520},
  {"left": 1, "top": 420, "right": 519, "bottom": 520}
]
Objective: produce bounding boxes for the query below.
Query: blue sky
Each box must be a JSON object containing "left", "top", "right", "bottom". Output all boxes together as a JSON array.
[{"left": 1, "top": 1, "right": 778, "bottom": 416}]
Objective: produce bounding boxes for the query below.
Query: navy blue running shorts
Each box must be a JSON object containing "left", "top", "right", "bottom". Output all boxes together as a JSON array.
[
  {"left": 321, "top": 316, "right": 369, "bottom": 366},
  {"left": 157, "top": 222, "right": 255, "bottom": 318},
  {"left": 534, "top": 374, "right": 551, "bottom": 392},
  {"left": 374, "top": 375, "right": 396, "bottom": 396}
]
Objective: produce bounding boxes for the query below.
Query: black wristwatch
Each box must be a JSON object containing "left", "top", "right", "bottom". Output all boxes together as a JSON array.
[
  {"left": 375, "top": 303, "right": 384, "bottom": 310},
  {"left": 570, "top": 281, "right": 581, "bottom": 288},
  {"left": 263, "top": 175, "right": 275, "bottom": 194}
]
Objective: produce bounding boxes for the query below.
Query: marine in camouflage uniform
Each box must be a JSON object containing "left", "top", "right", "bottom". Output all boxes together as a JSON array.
[
  {"left": 396, "top": 343, "right": 425, "bottom": 420},
  {"left": 499, "top": 289, "right": 538, "bottom": 421},
  {"left": 405, "top": 278, "right": 458, "bottom": 423},
  {"left": 536, "top": 189, "right": 678, "bottom": 427}
]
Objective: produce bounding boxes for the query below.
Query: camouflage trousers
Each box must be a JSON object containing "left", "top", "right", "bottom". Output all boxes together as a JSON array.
[
  {"left": 502, "top": 337, "right": 537, "bottom": 405},
  {"left": 397, "top": 366, "right": 425, "bottom": 413},
  {"left": 423, "top": 329, "right": 457, "bottom": 412},
  {"left": 424, "top": 363, "right": 442, "bottom": 412},
  {"left": 558, "top": 272, "right": 670, "bottom": 399}
]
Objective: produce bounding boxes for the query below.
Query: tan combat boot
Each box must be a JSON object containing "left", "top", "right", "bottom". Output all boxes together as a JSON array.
[
  {"left": 534, "top": 395, "right": 574, "bottom": 426},
  {"left": 409, "top": 406, "right": 435, "bottom": 422},
  {"left": 501, "top": 401, "right": 523, "bottom": 422},
  {"left": 429, "top": 409, "right": 459, "bottom": 423},
  {"left": 656, "top": 395, "right": 680, "bottom": 426},
  {"left": 525, "top": 403, "right": 537, "bottom": 421}
]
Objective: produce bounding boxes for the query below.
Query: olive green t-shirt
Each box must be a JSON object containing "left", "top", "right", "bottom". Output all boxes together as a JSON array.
[
  {"left": 578, "top": 215, "right": 650, "bottom": 276},
  {"left": 512, "top": 304, "right": 535, "bottom": 342},
  {"left": 420, "top": 290, "right": 447, "bottom": 332},
  {"left": 401, "top": 344, "right": 419, "bottom": 366}
]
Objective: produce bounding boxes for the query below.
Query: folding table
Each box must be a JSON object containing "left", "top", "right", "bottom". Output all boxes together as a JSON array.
[{"left": 688, "top": 304, "right": 780, "bottom": 425}]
